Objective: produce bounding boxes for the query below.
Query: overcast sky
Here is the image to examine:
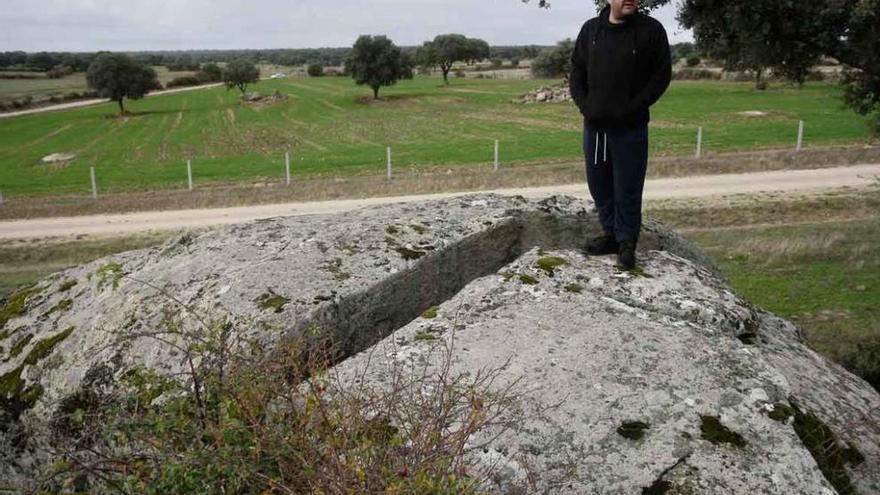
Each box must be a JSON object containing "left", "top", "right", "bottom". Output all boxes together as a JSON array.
[{"left": 0, "top": 0, "right": 692, "bottom": 52}]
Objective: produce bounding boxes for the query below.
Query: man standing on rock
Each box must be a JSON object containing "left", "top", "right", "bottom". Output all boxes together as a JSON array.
[{"left": 569, "top": 0, "right": 672, "bottom": 270}]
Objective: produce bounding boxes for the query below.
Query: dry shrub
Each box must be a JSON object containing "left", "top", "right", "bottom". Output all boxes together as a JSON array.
[{"left": 31, "top": 264, "right": 524, "bottom": 494}]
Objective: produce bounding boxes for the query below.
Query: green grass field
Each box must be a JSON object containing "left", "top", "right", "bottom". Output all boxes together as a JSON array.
[
  {"left": 0, "top": 76, "right": 874, "bottom": 198},
  {"left": 690, "top": 219, "right": 879, "bottom": 359}
]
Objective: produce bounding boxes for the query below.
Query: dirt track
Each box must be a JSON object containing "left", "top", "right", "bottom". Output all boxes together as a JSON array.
[
  {"left": 0, "top": 83, "right": 223, "bottom": 119},
  {"left": 1, "top": 163, "right": 878, "bottom": 240}
]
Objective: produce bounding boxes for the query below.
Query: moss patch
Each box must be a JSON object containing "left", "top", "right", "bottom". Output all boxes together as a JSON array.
[
  {"left": 0, "top": 364, "right": 44, "bottom": 421},
  {"left": 24, "top": 326, "right": 75, "bottom": 366},
  {"left": 700, "top": 415, "right": 747, "bottom": 447},
  {"left": 519, "top": 274, "right": 538, "bottom": 285},
  {"left": 394, "top": 246, "right": 426, "bottom": 260},
  {"left": 58, "top": 279, "right": 78, "bottom": 292},
  {"left": 498, "top": 271, "right": 515, "bottom": 281},
  {"left": 627, "top": 266, "right": 656, "bottom": 278},
  {"left": 42, "top": 298, "right": 73, "bottom": 318},
  {"left": 421, "top": 306, "right": 439, "bottom": 319},
  {"left": 790, "top": 401, "right": 862, "bottom": 495},
  {"left": 258, "top": 293, "right": 289, "bottom": 313},
  {"left": 8, "top": 333, "right": 34, "bottom": 359},
  {"left": 409, "top": 223, "right": 428, "bottom": 234},
  {"left": 535, "top": 256, "right": 568, "bottom": 277},
  {"left": 564, "top": 283, "right": 583, "bottom": 293},
  {"left": 414, "top": 331, "right": 439, "bottom": 342},
  {"left": 0, "top": 365, "right": 25, "bottom": 400},
  {"left": 768, "top": 402, "right": 794, "bottom": 422},
  {"left": 617, "top": 421, "right": 650, "bottom": 440},
  {"left": 0, "top": 285, "right": 41, "bottom": 330},
  {"left": 642, "top": 479, "right": 672, "bottom": 495}
]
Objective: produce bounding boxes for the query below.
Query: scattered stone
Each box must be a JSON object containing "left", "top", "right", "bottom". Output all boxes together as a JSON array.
[
  {"left": 40, "top": 153, "right": 76, "bottom": 164},
  {"left": 513, "top": 85, "right": 572, "bottom": 104}
]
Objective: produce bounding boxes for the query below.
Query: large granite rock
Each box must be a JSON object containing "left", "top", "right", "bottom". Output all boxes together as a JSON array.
[{"left": 1, "top": 194, "right": 877, "bottom": 493}]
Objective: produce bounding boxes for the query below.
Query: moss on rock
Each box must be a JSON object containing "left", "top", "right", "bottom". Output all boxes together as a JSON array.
[
  {"left": 395, "top": 246, "right": 426, "bottom": 260},
  {"left": 700, "top": 415, "right": 747, "bottom": 447},
  {"left": 617, "top": 420, "right": 650, "bottom": 440},
  {"left": 58, "top": 279, "right": 78, "bottom": 292},
  {"left": 535, "top": 256, "right": 568, "bottom": 277},
  {"left": 24, "top": 326, "right": 75, "bottom": 366},
  {"left": 42, "top": 299, "right": 73, "bottom": 318},
  {"left": 0, "top": 285, "right": 41, "bottom": 330},
  {"left": 564, "top": 283, "right": 583, "bottom": 293},
  {"left": 421, "top": 306, "right": 439, "bottom": 319},
  {"left": 8, "top": 334, "right": 34, "bottom": 359},
  {"left": 259, "top": 293, "right": 290, "bottom": 313},
  {"left": 519, "top": 274, "right": 539, "bottom": 285},
  {"left": 768, "top": 403, "right": 794, "bottom": 422},
  {"left": 414, "top": 331, "right": 439, "bottom": 342},
  {"left": 789, "top": 400, "right": 862, "bottom": 495}
]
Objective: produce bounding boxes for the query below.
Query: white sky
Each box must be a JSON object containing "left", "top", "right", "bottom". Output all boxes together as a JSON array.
[{"left": 0, "top": 0, "right": 692, "bottom": 52}]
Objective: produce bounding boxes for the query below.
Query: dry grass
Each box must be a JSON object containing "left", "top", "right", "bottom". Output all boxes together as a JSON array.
[
  {"left": 1, "top": 145, "right": 879, "bottom": 220},
  {"left": 647, "top": 185, "right": 880, "bottom": 231}
]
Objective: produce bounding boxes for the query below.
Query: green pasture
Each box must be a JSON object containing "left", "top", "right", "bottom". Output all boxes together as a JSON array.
[
  {"left": 0, "top": 76, "right": 873, "bottom": 198},
  {"left": 690, "top": 217, "right": 880, "bottom": 385}
]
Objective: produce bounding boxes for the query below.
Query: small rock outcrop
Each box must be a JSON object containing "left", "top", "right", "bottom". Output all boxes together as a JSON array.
[
  {"left": 0, "top": 194, "right": 877, "bottom": 493},
  {"left": 514, "top": 85, "right": 572, "bottom": 104}
]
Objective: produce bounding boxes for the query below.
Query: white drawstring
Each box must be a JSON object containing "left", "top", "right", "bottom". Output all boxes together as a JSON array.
[
  {"left": 603, "top": 133, "right": 607, "bottom": 162},
  {"left": 593, "top": 131, "right": 608, "bottom": 166}
]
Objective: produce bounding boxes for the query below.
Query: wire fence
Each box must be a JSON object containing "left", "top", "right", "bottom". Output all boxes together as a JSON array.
[{"left": 0, "top": 120, "right": 812, "bottom": 204}]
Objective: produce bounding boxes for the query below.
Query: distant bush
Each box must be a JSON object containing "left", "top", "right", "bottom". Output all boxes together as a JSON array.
[
  {"left": 806, "top": 70, "right": 826, "bottom": 81},
  {"left": 490, "top": 58, "right": 503, "bottom": 69},
  {"left": 510, "top": 59, "right": 520, "bottom": 68},
  {"left": 0, "top": 72, "right": 44, "bottom": 80},
  {"left": 46, "top": 65, "right": 74, "bottom": 79},
  {"left": 454, "top": 69, "right": 466, "bottom": 78},
  {"left": 165, "top": 75, "right": 202, "bottom": 88},
  {"left": 196, "top": 63, "right": 223, "bottom": 83},
  {"left": 686, "top": 56, "right": 701, "bottom": 67},
  {"left": 307, "top": 63, "right": 324, "bottom": 77},
  {"left": 673, "top": 68, "right": 721, "bottom": 80},
  {"left": 531, "top": 39, "right": 573, "bottom": 80}
]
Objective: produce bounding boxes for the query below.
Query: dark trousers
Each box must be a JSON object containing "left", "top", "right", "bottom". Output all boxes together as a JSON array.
[{"left": 583, "top": 123, "right": 649, "bottom": 242}]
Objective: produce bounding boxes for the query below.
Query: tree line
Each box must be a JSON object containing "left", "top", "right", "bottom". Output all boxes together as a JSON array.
[{"left": 0, "top": 45, "right": 552, "bottom": 74}]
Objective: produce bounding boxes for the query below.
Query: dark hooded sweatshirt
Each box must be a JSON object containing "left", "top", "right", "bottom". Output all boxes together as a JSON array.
[{"left": 569, "top": 6, "right": 672, "bottom": 130}]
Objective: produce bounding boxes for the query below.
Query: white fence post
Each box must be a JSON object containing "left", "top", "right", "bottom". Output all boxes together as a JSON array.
[
  {"left": 285, "top": 151, "right": 291, "bottom": 185},
  {"left": 696, "top": 127, "right": 703, "bottom": 159},
  {"left": 386, "top": 147, "right": 392, "bottom": 180},
  {"left": 90, "top": 167, "right": 97, "bottom": 199},
  {"left": 797, "top": 120, "right": 805, "bottom": 151},
  {"left": 187, "top": 160, "right": 193, "bottom": 191},
  {"left": 494, "top": 140, "right": 500, "bottom": 172}
]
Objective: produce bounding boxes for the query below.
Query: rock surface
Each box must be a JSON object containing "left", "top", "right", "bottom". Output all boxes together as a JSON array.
[{"left": 1, "top": 193, "right": 878, "bottom": 493}]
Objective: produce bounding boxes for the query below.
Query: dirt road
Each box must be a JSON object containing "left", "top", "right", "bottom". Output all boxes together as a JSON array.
[
  {"left": 0, "top": 83, "right": 223, "bottom": 119},
  {"left": 2, "top": 163, "right": 878, "bottom": 240}
]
